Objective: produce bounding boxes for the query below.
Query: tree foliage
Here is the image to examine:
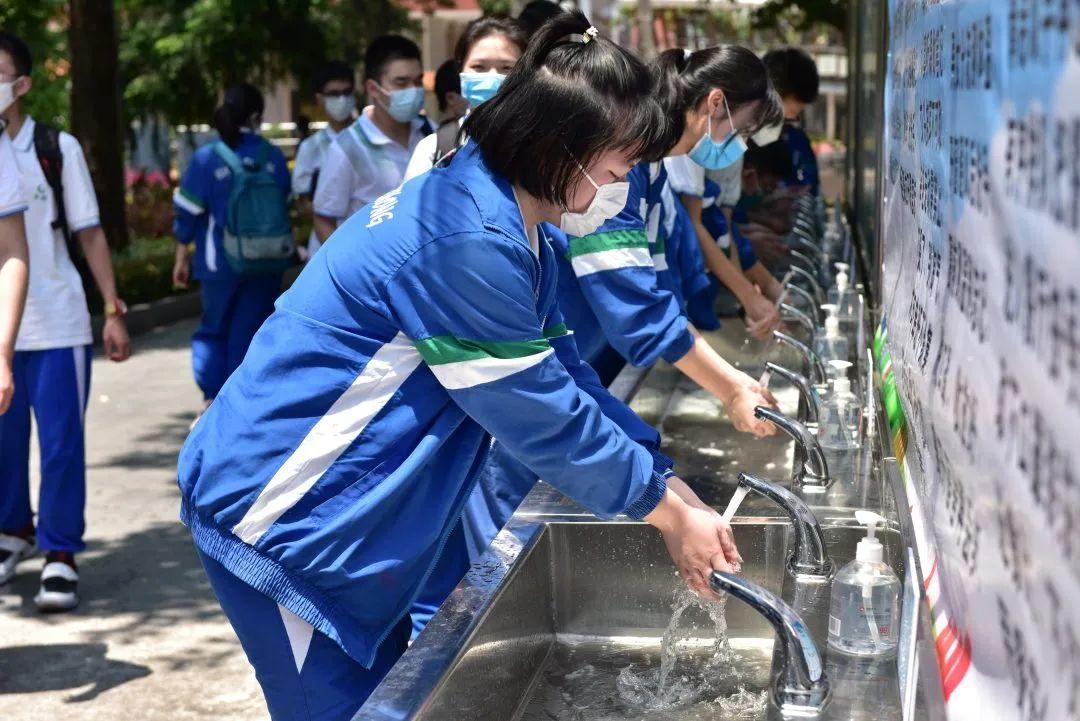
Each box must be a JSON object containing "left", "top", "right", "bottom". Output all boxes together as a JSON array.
[
  {"left": 0, "top": 0, "right": 71, "bottom": 127},
  {"left": 119, "top": 0, "right": 414, "bottom": 126},
  {"left": 751, "top": 0, "right": 847, "bottom": 42}
]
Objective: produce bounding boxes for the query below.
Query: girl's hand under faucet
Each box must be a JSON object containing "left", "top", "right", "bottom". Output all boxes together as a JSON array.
[{"left": 646, "top": 488, "right": 743, "bottom": 597}]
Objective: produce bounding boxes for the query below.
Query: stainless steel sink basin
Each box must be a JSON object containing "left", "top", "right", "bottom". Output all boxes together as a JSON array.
[{"left": 358, "top": 517, "right": 903, "bottom": 721}]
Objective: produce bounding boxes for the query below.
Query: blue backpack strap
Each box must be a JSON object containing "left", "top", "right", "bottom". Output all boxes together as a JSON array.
[{"left": 212, "top": 140, "right": 247, "bottom": 176}]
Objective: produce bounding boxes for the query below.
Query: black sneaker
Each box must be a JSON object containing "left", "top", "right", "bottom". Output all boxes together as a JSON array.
[
  {"left": 0, "top": 533, "right": 37, "bottom": 585},
  {"left": 35, "top": 559, "right": 79, "bottom": 612}
]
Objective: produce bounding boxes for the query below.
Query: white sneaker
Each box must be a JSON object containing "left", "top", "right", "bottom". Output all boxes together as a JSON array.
[
  {"left": 0, "top": 534, "right": 36, "bottom": 585},
  {"left": 34, "top": 561, "right": 79, "bottom": 612}
]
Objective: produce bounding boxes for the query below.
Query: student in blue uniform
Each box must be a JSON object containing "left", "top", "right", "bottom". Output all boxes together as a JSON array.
[
  {"left": 659, "top": 47, "right": 785, "bottom": 343},
  {"left": 461, "top": 44, "right": 787, "bottom": 583},
  {"left": 178, "top": 15, "right": 743, "bottom": 720},
  {"left": 764, "top": 47, "right": 821, "bottom": 197},
  {"left": 173, "top": 84, "right": 291, "bottom": 408}
]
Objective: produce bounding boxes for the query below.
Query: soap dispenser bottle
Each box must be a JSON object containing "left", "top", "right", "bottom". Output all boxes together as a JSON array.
[
  {"left": 829, "top": 263, "right": 859, "bottom": 334},
  {"left": 814, "top": 308, "right": 849, "bottom": 366},
  {"left": 818, "top": 361, "right": 861, "bottom": 448},
  {"left": 828, "top": 511, "right": 900, "bottom": 657}
]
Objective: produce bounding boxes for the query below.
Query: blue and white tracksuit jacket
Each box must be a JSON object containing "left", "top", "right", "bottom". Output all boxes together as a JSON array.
[
  {"left": 551, "top": 162, "right": 694, "bottom": 368},
  {"left": 177, "top": 141, "right": 671, "bottom": 668},
  {"left": 658, "top": 177, "right": 718, "bottom": 330}
]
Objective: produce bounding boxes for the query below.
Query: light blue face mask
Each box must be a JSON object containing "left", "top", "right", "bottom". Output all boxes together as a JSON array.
[
  {"left": 459, "top": 72, "right": 505, "bottom": 107},
  {"left": 376, "top": 83, "right": 425, "bottom": 123},
  {"left": 687, "top": 95, "right": 748, "bottom": 170}
]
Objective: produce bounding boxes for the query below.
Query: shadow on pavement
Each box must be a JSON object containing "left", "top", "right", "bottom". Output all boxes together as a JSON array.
[
  {"left": 88, "top": 411, "right": 196, "bottom": 470},
  {"left": 4, "top": 521, "right": 226, "bottom": 648},
  {"left": 0, "top": 642, "right": 151, "bottom": 701}
]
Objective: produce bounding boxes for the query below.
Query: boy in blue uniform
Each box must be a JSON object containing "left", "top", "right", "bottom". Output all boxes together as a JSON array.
[
  {"left": 764, "top": 47, "right": 821, "bottom": 196},
  {"left": 0, "top": 31, "right": 133, "bottom": 611},
  {"left": 178, "top": 16, "right": 745, "bottom": 720},
  {"left": 173, "top": 84, "right": 290, "bottom": 407}
]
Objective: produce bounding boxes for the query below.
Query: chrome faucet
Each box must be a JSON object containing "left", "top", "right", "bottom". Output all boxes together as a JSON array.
[
  {"left": 787, "top": 265, "right": 825, "bottom": 305},
  {"left": 779, "top": 302, "right": 816, "bottom": 343},
  {"left": 764, "top": 361, "right": 820, "bottom": 424},
  {"left": 793, "top": 214, "right": 817, "bottom": 237},
  {"left": 773, "top": 330, "right": 827, "bottom": 386},
  {"left": 735, "top": 472, "right": 833, "bottom": 578},
  {"left": 710, "top": 571, "right": 831, "bottom": 714},
  {"left": 754, "top": 406, "right": 830, "bottom": 489},
  {"left": 781, "top": 283, "right": 822, "bottom": 325},
  {"left": 793, "top": 238, "right": 825, "bottom": 265},
  {"left": 790, "top": 248, "right": 821, "bottom": 277}
]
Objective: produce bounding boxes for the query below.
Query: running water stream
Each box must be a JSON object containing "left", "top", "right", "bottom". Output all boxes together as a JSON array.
[{"left": 517, "top": 582, "right": 769, "bottom": 720}]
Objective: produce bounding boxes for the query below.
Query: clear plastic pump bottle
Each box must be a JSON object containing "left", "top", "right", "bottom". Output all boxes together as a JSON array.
[
  {"left": 829, "top": 263, "right": 859, "bottom": 334},
  {"left": 818, "top": 360, "right": 861, "bottom": 449},
  {"left": 828, "top": 511, "right": 900, "bottom": 657},
  {"left": 814, "top": 307, "right": 849, "bottom": 367}
]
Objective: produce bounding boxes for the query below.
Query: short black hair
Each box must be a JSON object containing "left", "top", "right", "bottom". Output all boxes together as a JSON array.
[
  {"left": 0, "top": 31, "right": 32, "bottom": 77},
  {"left": 518, "top": 0, "right": 563, "bottom": 38},
  {"left": 653, "top": 45, "right": 773, "bottom": 147},
  {"left": 434, "top": 58, "right": 460, "bottom": 113},
  {"left": 745, "top": 140, "right": 792, "bottom": 180},
  {"left": 463, "top": 11, "right": 669, "bottom": 207},
  {"left": 764, "top": 47, "right": 819, "bottom": 104},
  {"left": 313, "top": 60, "right": 354, "bottom": 94},
  {"left": 454, "top": 16, "right": 528, "bottom": 66},
  {"left": 364, "top": 34, "right": 421, "bottom": 82}
]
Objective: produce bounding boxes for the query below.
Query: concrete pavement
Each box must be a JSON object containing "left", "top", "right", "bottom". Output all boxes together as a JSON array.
[{"left": 0, "top": 319, "right": 267, "bottom": 721}]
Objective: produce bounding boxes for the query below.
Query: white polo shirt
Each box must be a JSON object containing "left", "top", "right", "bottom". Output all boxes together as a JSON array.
[
  {"left": 312, "top": 106, "right": 428, "bottom": 222},
  {"left": 0, "top": 130, "right": 26, "bottom": 218},
  {"left": 292, "top": 126, "right": 340, "bottom": 253},
  {"left": 10, "top": 117, "right": 98, "bottom": 351}
]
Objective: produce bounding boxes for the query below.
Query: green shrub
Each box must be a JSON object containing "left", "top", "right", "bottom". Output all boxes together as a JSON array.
[{"left": 107, "top": 235, "right": 191, "bottom": 309}]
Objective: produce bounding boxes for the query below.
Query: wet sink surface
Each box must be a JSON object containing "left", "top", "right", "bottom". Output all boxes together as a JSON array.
[{"left": 515, "top": 636, "right": 774, "bottom": 721}]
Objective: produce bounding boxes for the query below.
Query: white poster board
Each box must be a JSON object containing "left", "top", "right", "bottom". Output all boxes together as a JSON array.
[{"left": 880, "top": 1, "right": 1080, "bottom": 719}]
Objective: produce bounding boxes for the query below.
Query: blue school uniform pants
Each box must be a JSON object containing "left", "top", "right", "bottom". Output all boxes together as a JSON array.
[
  {"left": 0, "top": 346, "right": 92, "bottom": 551},
  {"left": 197, "top": 550, "right": 410, "bottom": 721},
  {"left": 193, "top": 275, "right": 281, "bottom": 400}
]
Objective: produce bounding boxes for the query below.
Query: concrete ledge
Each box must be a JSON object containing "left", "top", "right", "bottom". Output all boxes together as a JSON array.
[{"left": 91, "top": 291, "right": 202, "bottom": 342}]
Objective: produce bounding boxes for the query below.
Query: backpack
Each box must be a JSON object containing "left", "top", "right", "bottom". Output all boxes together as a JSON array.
[
  {"left": 33, "top": 123, "right": 85, "bottom": 271},
  {"left": 212, "top": 140, "right": 295, "bottom": 274}
]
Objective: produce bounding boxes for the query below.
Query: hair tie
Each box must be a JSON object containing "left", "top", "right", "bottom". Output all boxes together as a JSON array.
[{"left": 566, "top": 26, "right": 599, "bottom": 44}]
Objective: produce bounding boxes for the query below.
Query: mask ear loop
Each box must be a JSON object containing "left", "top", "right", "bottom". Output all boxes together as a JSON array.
[{"left": 722, "top": 93, "right": 738, "bottom": 138}]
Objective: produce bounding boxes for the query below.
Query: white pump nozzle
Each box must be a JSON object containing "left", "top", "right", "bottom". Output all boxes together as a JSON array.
[
  {"left": 828, "top": 360, "right": 853, "bottom": 393},
  {"left": 835, "top": 271, "right": 849, "bottom": 293},
  {"left": 854, "top": 510, "right": 885, "bottom": 563},
  {"left": 825, "top": 314, "right": 840, "bottom": 337}
]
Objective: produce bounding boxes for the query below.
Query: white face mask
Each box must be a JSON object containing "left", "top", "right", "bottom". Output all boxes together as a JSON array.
[
  {"left": 323, "top": 94, "right": 356, "bottom": 122},
  {"left": 0, "top": 81, "right": 17, "bottom": 115},
  {"left": 751, "top": 122, "right": 783, "bottom": 146},
  {"left": 559, "top": 163, "right": 629, "bottom": 238}
]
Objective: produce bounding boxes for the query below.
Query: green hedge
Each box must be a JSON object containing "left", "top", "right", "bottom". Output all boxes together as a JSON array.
[{"left": 106, "top": 235, "right": 189, "bottom": 310}]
